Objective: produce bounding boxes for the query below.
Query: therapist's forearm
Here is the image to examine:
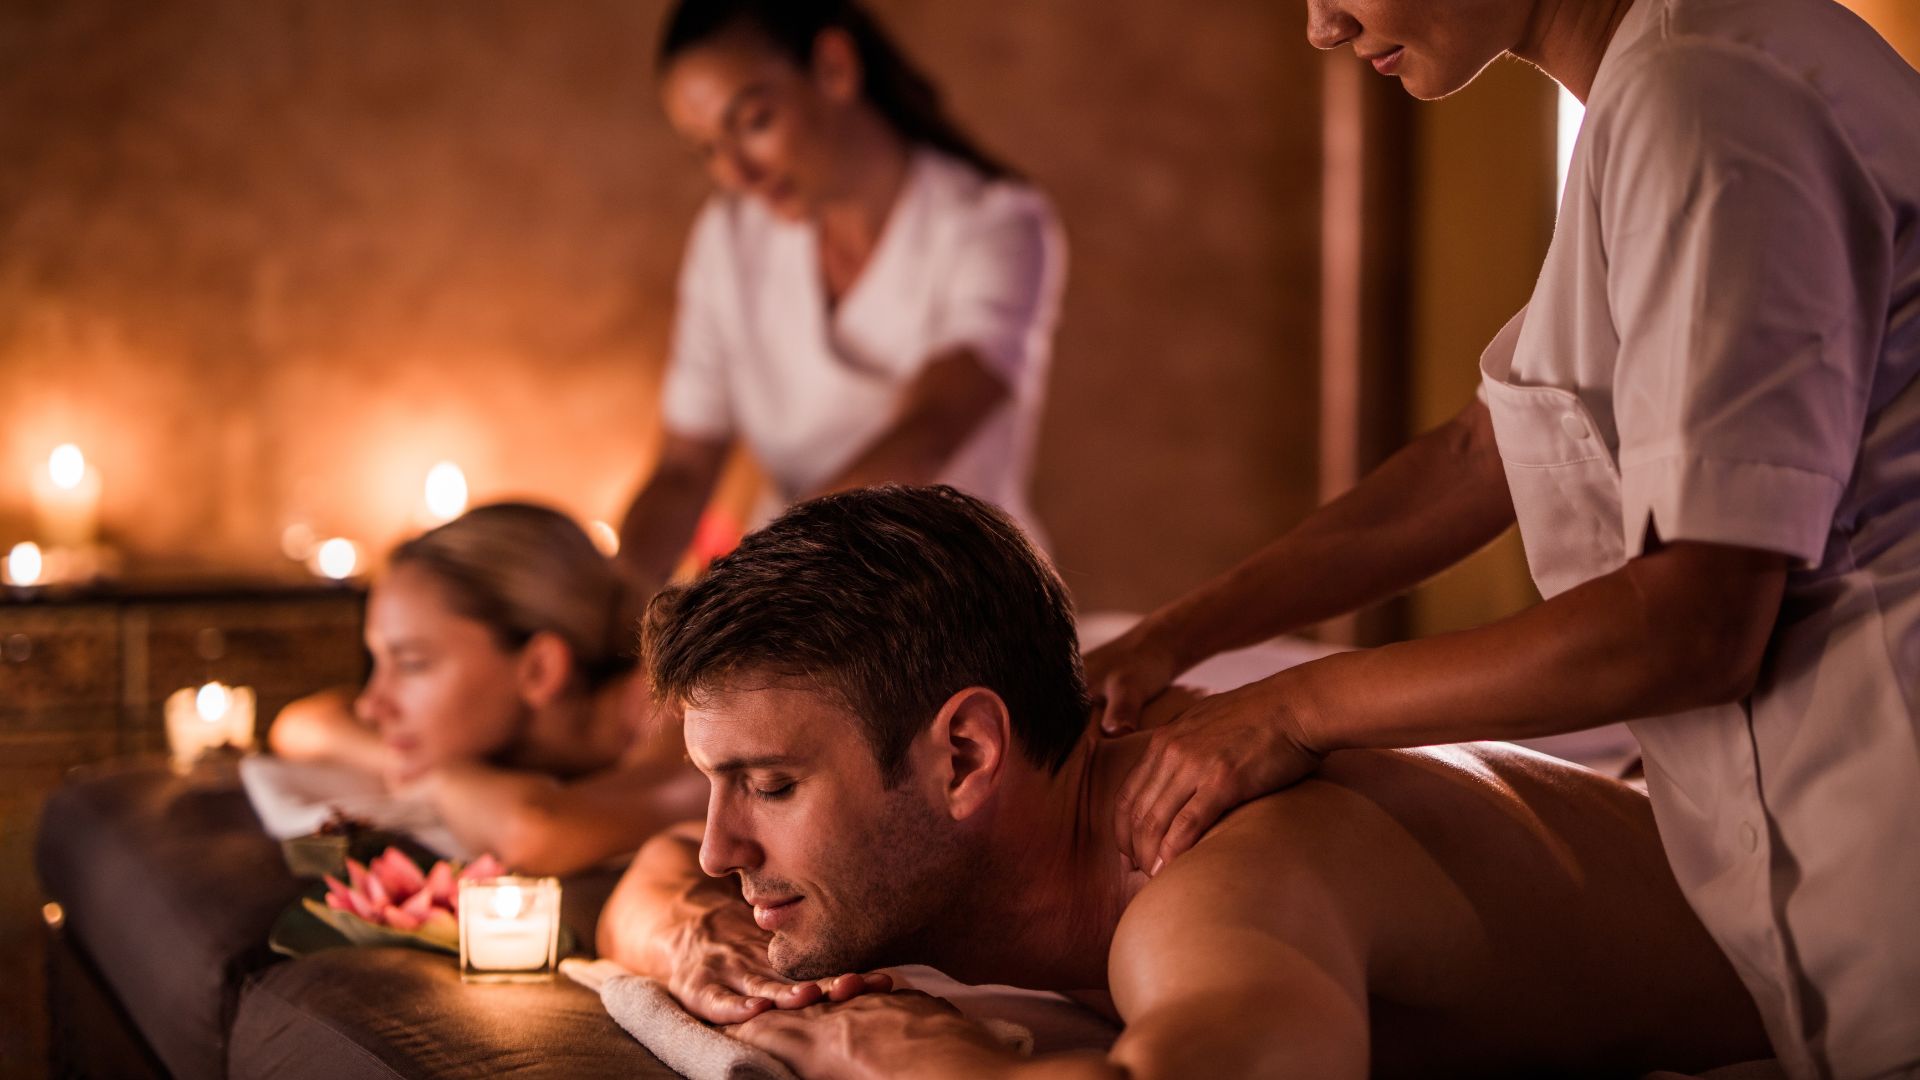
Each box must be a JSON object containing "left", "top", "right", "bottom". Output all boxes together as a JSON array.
[
  {"left": 818, "top": 348, "right": 1009, "bottom": 495},
  {"left": 1291, "top": 541, "right": 1788, "bottom": 752},
  {"left": 1143, "top": 401, "right": 1515, "bottom": 673},
  {"left": 619, "top": 445, "right": 725, "bottom": 593}
]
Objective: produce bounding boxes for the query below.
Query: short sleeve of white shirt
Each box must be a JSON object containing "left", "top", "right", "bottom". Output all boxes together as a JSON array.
[
  {"left": 1592, "top": 42, "right": 1892, "bottom": 566},
  {"left": 925, "top": 186, "right": 1062, "bottom": 388},
  {"left": 659, "top": 199, "right": 738, "bottom": 441}
]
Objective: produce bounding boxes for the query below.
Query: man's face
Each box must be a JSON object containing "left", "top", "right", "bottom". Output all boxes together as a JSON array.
[{"left": 685, "top": 680, "right": 972, "bottom": 979}]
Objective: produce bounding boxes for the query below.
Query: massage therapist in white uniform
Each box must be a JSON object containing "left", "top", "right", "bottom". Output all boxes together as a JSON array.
[
  {"left": 1085, "top": 1, "right": 1920, "bottom": 1075},
  {"left": 616, "top": 0, "right": 1064, "bottom": 589}
]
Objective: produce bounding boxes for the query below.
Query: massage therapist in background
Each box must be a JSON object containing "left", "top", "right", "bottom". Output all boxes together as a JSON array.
[
  {"left": 616, "top": 0, "right": 1065, "bottom": 589},
  {"left": 1086, "top": 0, "right": 1920, "bottom": 1076}
]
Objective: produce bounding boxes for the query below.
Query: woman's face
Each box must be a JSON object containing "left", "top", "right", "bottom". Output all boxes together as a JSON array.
[
  {"left": 660, "top": 33, "right": 851, "bottom": 221},
  {"left": 1305, "top": 0, "right": 1533, "bottom": 99},
  {"left": 354, "top": 563, "right": 526, "bottom": 777}
]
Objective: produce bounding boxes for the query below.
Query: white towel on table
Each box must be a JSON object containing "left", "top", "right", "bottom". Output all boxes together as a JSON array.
[
  {"left": 562, "top": 959, "right": 1052, "bottom": 1080},
  {"left": 238, "top": 754, "right": 473, "bottom": 860}
]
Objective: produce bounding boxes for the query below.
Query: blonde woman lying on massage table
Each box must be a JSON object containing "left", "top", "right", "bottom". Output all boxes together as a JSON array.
[
  {"left": 269, "top": 503, "right": 706, "bottom": 876},
  {"left": 599, "top": 486, "right": 1771, "bottom": 1079}
]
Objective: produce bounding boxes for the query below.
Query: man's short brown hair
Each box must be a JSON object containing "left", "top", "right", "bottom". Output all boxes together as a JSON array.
[{"left": 643, "top": 485, "right": 1089, "bottom": 783}]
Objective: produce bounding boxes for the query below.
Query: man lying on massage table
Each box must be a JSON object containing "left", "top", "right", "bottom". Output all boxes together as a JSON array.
[{"left": 598, "top": 485, "right": 1769, "bottom": 1079}]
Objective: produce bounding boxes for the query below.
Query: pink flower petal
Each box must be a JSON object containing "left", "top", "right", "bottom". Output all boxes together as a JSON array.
[
  {"left": 325, "top": 892, "right": 350, "bottom": 912},
  {"left": 400, "top": 886, "right": 435, "bottom": 921},
  {"left": 364, "top": 869, "right": 390, "bottom": 909},
  {"left": 425, "top": 861, "right": 456, "bottom": 908},
  {"left": 458, "top": 853, "right": 503, "bottom": 882},
  {"left": 383, "top": 903, "right": 422, "bottom": 931},
  {"left": 345, "top": 859, "right": 371, "bottom": 894},
  {"left": 323, "top": 874, "right": 355, "bottom": 906},
  {"left": 375, "top": 847, "right": 426, "bottom": 898}
]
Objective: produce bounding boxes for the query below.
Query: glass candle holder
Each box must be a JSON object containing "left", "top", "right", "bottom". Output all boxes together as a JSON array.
[{"left": 459, "top": 876, "right": 561, "bottom": 983}]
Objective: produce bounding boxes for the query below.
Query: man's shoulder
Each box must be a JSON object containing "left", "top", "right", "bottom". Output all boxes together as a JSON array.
[{"left": 1108, "top": 743, "right": 1650, "bottom": 987}]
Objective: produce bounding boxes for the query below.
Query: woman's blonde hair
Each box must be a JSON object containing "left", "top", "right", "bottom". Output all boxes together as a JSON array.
[{"left": 391, "top": 502, "right": 635, "bottom": 689}]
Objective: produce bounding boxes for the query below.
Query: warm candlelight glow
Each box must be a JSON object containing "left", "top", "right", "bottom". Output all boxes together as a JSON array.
[
  {"left": 4, "top": 542, "right": 43, "bottom": 586},
  {"left": 489, "top": 884, "right": 526, "bottom": 919},
  {"left": 459, "top": 876, "right": 561, "bottom": 982},
  {"left": 311, "top": 538, "right": 360, "bottom": 580},
  {"left": 196, "top": 681, "right": 232, "bottom": 722},
  {"left": 166, "top": 681, "right": 257, "bottom": 770},
  {"left": 31, "top": 443, "right": 102, "bottom": 549},
  {"left": 588, "top": 520, "right": 620, "bottom": 557},
  {"left": 280, "top": 522, "right": 317, "bottom": 562},
  {"left": 48, "top": 444, "right": 86, "bottom": 490},
  {"left": 424, "top": 461, "right": 469, "bottom": 524}
]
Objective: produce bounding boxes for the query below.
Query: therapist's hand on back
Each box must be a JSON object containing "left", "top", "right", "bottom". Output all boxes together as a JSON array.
[
  {"left": 1112, "top": 672, "right": 1323, "bottom": 876},
  {"left": 1083, "top": 620, "right": 1186, "bottom": 735}
]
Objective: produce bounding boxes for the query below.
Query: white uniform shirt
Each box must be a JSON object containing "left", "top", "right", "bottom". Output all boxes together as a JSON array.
[
  {"left": 660, "top": 148, "right": 1065, "bottom": 539},
  {"left": 1478, "top": 0, "right": 1920, "bottom": 1075}
]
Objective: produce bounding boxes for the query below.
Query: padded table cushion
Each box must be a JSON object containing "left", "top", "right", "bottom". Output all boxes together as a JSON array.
[
  {"left": 229, "top": 947, "right": 677, "bottom": 1079},
  {"left": 35, "top": 760, "right": 652, "bottom": 1079},
  {"left": 36, "top": 759, "right": 302, "bottom": 1080}
]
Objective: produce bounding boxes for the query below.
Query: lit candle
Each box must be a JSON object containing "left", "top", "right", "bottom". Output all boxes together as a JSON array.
[
  {"left": 307, "top": 537, "right": 362, "bottom": 581},
  {"left": 30, "top": 444, "right": 102, "bottom": 549},
  {"left": 423, "top": 461, "right": 468, "bottom": 525},
  {"left": 164, "top": 680, "right": 257, "bottom": 770},
  {"left": 3, "top": 542, "right": 42, "bottom": 587},
  {"left": 459, "top": 876, "right": 561, "bottom": 982}
]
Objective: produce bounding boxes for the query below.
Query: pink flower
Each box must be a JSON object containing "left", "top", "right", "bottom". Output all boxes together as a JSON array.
[{"left": 322, "top": 848, "right": 504, "bottom": 941}]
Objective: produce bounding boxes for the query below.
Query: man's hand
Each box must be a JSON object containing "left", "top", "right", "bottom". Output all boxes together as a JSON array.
[
  {"left": 1084, "top": 622, "right": 1184, "bottom": 736},
  {"left": 600, "top": 828, "right": 892, "bottom": 1024},
  {"left": 728, "top": 990, "right": 1014, "bottom": 1080},
  {"left": 661, "top": 899, "right": 893, "bottom": 1024},
  {"left": 1113, "top": 674, "right": 1323, "bottom": 875}
]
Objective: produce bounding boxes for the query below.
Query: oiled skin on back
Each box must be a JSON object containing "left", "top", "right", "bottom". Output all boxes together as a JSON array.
[{"left": 1108, "top": 744, "right": 1767, "bottom": 1079}]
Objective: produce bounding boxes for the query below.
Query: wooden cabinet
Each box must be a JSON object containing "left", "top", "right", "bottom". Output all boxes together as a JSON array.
[{"left": 0, "top": 583, "right": 366, "bottom": 766}]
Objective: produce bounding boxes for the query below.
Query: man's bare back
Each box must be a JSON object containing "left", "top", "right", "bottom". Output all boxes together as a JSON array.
[{"left": 1110, "top": 741, "right": 1766, "bottom": 1077}]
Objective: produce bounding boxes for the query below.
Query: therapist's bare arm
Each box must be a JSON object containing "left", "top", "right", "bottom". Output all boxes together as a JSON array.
[
  {"left": 1089, "top": 398, "right": 1514, "bottom": 732},
  {"left": 598, "top": 826, "right": 892, "bottom": 1024},
  {"left": 816, "top": 347, "right": 1010, "bottom": 494},
  {"left": 618, "top": 432, "right": 729, "bottom": 594},
  {"left": 1115, "top": 536, "right": 1789, "bottom": 872}
]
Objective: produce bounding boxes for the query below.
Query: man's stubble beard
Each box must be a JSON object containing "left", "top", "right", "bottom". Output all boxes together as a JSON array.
[{"left": 767, "top": 784, "right": 983, "bottom": 980}]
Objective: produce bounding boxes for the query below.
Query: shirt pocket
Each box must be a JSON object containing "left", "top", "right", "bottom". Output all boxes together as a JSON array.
[{"left": 1482, "top": 375, "right": 1629, "bottom": 599}]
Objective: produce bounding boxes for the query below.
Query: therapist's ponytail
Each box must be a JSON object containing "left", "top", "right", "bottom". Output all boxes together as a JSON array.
[{"left": 659, "top": 0, "right": 1014, "bottom": 180}]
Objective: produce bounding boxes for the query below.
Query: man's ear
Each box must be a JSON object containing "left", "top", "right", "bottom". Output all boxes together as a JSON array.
[
  {"left": 809, "top": 27, "right": 863, "bottom": 106},
  {"left": 515, "top": 631, "right": 576, "bottom": 710},
  {"left": 928, "top": 687, "right": 1011, "bottom": 822}
]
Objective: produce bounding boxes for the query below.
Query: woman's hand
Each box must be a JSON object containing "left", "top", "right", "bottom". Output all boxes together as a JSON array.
[
  {"left": 1113, "top": 674, "right": 1324, "bottom": 875},
  {"left": 1083, "top": 621, "right": 1185, "bottom": 736},
  {"left": 727, "top": 990, "right": 1014, "bottom": 1080}
]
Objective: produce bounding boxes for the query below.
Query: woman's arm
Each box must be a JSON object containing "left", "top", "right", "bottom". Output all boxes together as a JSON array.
[
  {"left": 1088, "top": 398, "right": 1515, "bottom": 732},
  {"left": 617, "top": 431, "right": 730, "bottom": 595},
  {"left": 1115, "top": 536, "right": 1788, "bottom": 873},
  {"left": 267, "top": 687, "right": 393, "bottom": 776},
  {"left": 815, "top": 347, "right": 1011, "bottom": 494},
  {"left": 408, "top": 753, "right": 709, "bottom": 877}
]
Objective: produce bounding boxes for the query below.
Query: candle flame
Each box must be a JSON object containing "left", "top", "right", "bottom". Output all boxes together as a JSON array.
[
  {"left": 48, "top": 444, "right": 86, "bottom": 491},
  {"left": 196, "top": 681, "right": 232, "bottom": 723},
  {"left": 489, "top": 884, "right": 526, "bottom": 919},
  {"left": 424, "top": 462, "right": 468, "bottom": 524},
  {"left": 5, "top": 542, "right": 43, "bottom": 586},
  {"left": 588, "top": 520, "right": 620, "bottom": 557},
  {"left": 314, "top": 538, "right": 359, "bottom": 580}
]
